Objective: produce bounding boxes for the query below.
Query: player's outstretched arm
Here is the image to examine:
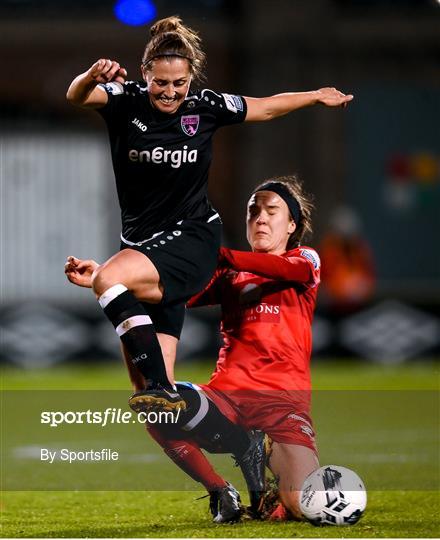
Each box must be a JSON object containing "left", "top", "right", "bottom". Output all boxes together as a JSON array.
[
  {"left": 64, "top": 256, "right": 99, "bottom": 288},
  {"left": 219, "top": 248, "right": 315, "bottom": 283},
  {"left": 244, "top": 87, "right": 354, "bottom": 122},
  {"left": 66, "top": 59, "right": 127, "bottom": 109}
]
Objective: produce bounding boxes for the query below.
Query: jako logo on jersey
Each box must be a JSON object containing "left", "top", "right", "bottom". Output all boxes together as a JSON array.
[
  {"left": 181, "top": 115, "right": 199, "bottom": 136},
  {"left": 132, "top": 118, "right": 147, "bottom": 132},
  {"left": 300, "top": 249, "right": 321, "bottom": 269},
  {"left": 128, "top": 146, "right": 198, "bottom": 168}
]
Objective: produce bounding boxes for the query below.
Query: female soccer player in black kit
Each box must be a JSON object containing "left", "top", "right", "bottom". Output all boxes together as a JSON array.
[{"left": 66, "top": 16, "right": 353, "bottom": 410}]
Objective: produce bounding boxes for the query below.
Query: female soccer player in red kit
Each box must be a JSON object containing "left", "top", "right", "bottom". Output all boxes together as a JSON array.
[{"left": 131, "top": 175, "right": 321, "bottom": 521}]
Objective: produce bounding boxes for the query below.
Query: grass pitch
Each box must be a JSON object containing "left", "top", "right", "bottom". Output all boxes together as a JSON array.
[{"left": 1, "top": 359, "right": 439, "bottom": 538}]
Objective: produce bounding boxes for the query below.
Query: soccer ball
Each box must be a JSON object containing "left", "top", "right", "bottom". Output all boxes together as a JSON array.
[{"left": 300, "top": 465, "right": 367, "bottom": 526}]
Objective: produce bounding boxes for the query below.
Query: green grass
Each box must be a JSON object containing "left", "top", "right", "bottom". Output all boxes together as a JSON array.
[
  {"left": 2, "top": 490, "right": 439, "bottom": 538},
  {"left": 1, "top": 360, "right": 439, "bottom": 538}
]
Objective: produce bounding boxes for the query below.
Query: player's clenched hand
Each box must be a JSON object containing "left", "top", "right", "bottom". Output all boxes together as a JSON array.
[
  {"left": 64, "top": 256, "right": 99, "bottom": 288},
  {"left": 315, "top": 87, "right": 354, "bottom": 108},
  {"left": 88, "top": 59, "right": 127, "bottom": 84}
]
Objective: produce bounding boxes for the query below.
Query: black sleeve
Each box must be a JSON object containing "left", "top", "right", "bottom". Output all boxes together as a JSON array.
[
  {"left": 95, "top": 81, "right": 130, "bottom": 122},
  {"left": 199, "top": 89, "right": 247, "bottom": 127}
]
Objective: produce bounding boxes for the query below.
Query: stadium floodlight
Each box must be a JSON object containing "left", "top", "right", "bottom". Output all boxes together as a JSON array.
[{"left": 113, "top": 0, "right": 156, "bottom": 26}]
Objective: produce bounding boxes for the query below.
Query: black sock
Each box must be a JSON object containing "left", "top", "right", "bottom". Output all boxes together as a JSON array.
[
  {"left": 196, "top": 409, "right": 251, "bottom": 459},
  {"left": 175, "top": 384, "right": 250, "bottom": 457},
  {"left": 98, "top": 284, "right": 171, "bottom": 387}
]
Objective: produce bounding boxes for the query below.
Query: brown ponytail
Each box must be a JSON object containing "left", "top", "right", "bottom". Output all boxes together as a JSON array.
[{"left": 142, "top": 16, "right": 206, "bottom": 83}]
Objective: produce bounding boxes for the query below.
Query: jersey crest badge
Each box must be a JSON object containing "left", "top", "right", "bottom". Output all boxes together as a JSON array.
[
  {"left": 102, "top": 82, "right": 124, "bottom": 95},
  {"left": 181, "top": 115, "right": 200, "bottom": 136},
  {"left": 222, "top": 93, "right": 244, "bottom": 113},
  {"left": 300, "top": 249, "right": 321, "bottom": 270}
]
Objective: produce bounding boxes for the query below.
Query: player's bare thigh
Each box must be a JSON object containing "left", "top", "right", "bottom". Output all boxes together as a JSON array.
[
  {"left": 92, "top": 248, "right": 163, "bottom": 302},
  {"left": 269, "top": 442, "right": 319, "bottom": 520}
]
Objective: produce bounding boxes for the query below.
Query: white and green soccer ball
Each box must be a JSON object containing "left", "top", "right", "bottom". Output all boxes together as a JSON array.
[{"left": 300, "top": 465, "right": 367, "bottom": 526}]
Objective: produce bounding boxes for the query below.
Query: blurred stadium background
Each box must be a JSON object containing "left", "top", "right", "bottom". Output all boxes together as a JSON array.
[{"left": 1, "top": 0, "right": 439, "bottom": 369}]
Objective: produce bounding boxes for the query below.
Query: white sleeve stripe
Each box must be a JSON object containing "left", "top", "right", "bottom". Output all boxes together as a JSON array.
[{"left": 200, "top": 88, "right": 223, "bottom": 99}]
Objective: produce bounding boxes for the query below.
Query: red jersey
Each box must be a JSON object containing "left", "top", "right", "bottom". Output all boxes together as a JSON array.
[{"left": 188, "top": 246, "right": 320, "bottom": 392}]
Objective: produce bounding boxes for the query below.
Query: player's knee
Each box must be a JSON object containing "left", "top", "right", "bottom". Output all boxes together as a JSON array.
[
  {"left": 92, "top": 261, "right": 159, "bottom": 303},
  {"left": 91, "top": 263, "right": 129, "bottom": 297},
  {"left": 91, "top": 264, "right": 112, "bottom": 296}
]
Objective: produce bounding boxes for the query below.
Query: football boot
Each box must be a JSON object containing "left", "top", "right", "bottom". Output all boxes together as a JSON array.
[
  {"left": 209, "top": 482, "right": 242, "bottom": 523},
  {"left": 128, "top": 382, "right": 187, "bottom": 414},
  {"left": 234, "top": 430, "right": 266, "bottom": 517}
]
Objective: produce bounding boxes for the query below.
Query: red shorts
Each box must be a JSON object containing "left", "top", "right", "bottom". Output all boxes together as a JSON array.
[{"left": 199, "top": 385, "right": 317, "bottom": 454}]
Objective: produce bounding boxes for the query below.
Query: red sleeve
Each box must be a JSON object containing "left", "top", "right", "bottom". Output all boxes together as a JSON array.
[
  {"left": 219, "top": 247, "right": 320, "bottom": 287},
  {"left": 186, "top": 267, "right": 226, "bottom": 308}
]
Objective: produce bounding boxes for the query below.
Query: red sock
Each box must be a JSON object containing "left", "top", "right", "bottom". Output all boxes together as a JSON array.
[
  {"left": 148, "top": 425, "right": 227, "bottom": 491},
  {"left": 269, "top": 503, "right": 289, "bottom": 521}
]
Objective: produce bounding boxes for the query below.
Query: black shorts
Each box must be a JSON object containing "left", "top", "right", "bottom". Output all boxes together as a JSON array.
[
  {"left": 120, "top": 214, "right": 222, "bottom": 339},
  {"left": 138, "top": 302, "right": 186, "bottom": 340}
]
